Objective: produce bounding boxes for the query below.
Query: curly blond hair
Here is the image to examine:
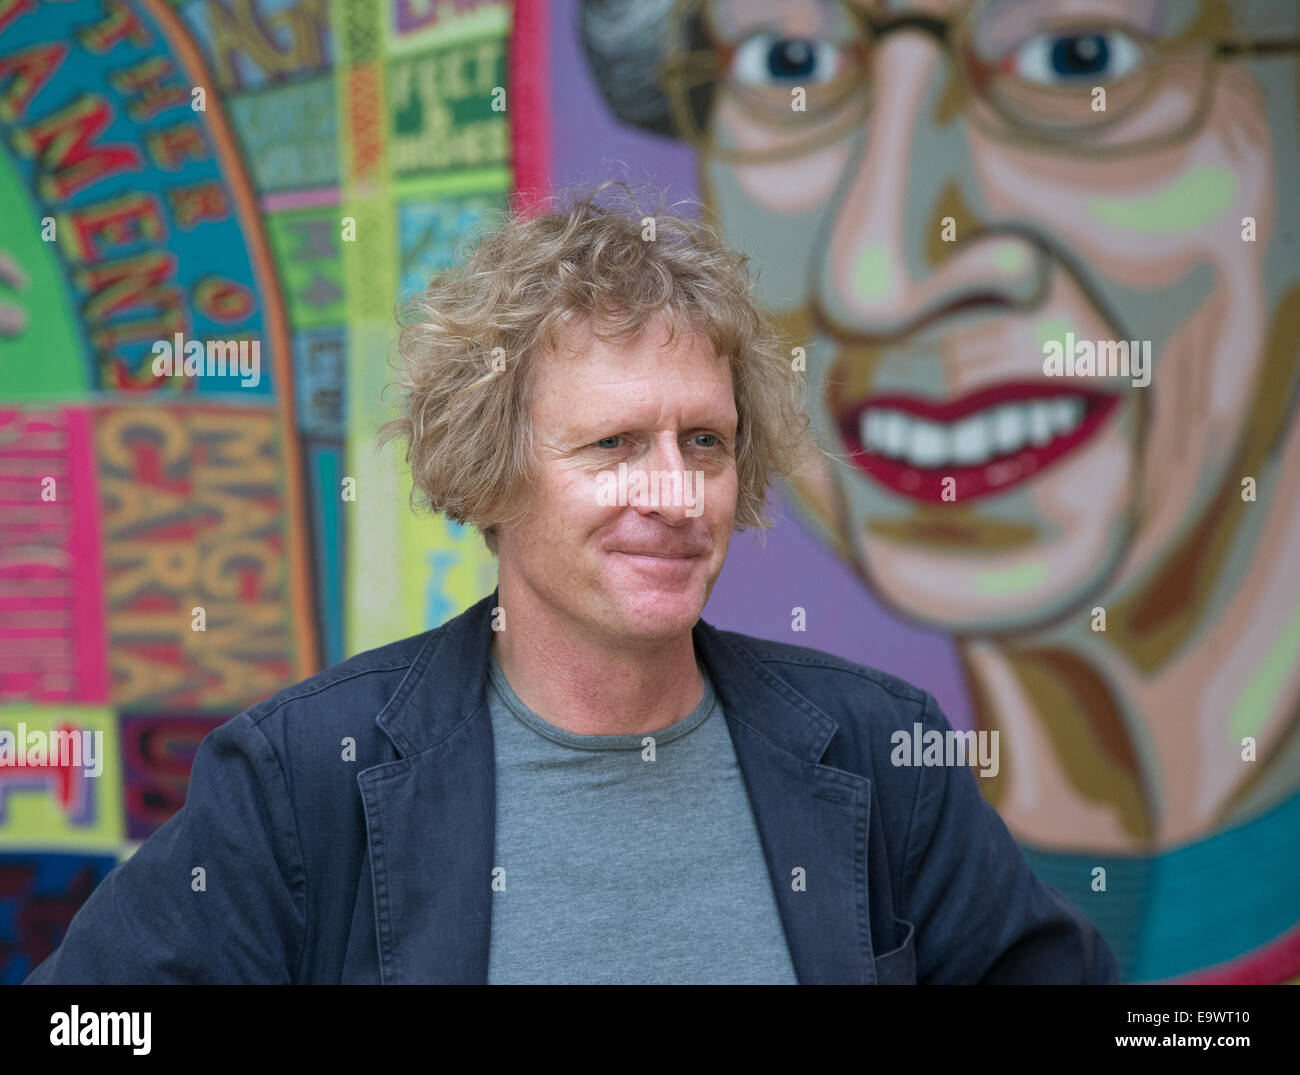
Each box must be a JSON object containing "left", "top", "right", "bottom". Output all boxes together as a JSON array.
[{"left": 378, "top": 180, "right": 817, "bottom": 554}]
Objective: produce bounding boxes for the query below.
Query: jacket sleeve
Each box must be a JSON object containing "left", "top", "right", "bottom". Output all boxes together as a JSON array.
[
  {"left": 23, "top": 711, "right": 306, "bottom": 984},
  {"left": 900, "top": 691, "right": 1120, "bottom": 984}
]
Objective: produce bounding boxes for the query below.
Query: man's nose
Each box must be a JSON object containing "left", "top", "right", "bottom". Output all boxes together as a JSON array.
[
  {"left": 628, "top": 436, "right": 694, "bottom": 522},
  {"left": 815, "top": 33, "right": 1045, "bottom": 342}
]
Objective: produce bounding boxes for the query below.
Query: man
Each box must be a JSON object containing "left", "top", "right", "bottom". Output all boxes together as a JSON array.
[
  {"left": 580, "top": 0, "right": 1300, "bottom": 982},
  {"left": 25, "top": 188, "right": 1116, "bottom": 983}
]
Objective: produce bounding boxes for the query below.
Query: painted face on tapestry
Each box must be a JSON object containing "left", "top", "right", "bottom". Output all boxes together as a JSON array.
[{"left": 697, "top": 0, "right": 1293, "bottom": 632}]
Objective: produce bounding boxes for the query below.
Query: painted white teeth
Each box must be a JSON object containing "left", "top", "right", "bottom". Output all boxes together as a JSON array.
[
  {"left": 951, "top": 414, "right": 992, "bottom": 465},
  {"left": 1065, "top": 396, "right": 1086, "bottom": 429},
  {"left": 863, "top": 410, "right": 884, "bottom": 448},
  {"left": 1050, "top": 398, "right": 1075, "bottom": 433},
  {"left": 1029, "top": 403, "right": 1054, "bottom": 446},
  {"left": 993, "top": 405, "right": 1024, "bottom": 454},
  {"left": 859, "top": 397, "right": 1088, "bottom": 466},
  {"left": 882, "top": 411, "right": 908, "bottom": 456},
  {"left": 908, "top": 421, "right": 946, "bottom": 466}
]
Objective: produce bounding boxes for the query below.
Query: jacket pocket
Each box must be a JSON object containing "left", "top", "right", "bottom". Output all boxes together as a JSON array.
[{"left": 873, "top": 917, "right": 916, "bottom": 984}]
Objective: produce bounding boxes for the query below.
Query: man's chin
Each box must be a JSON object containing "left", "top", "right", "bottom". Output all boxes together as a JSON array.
[{"left": 600, "top": 580, "right": 709, "bottom": 642}]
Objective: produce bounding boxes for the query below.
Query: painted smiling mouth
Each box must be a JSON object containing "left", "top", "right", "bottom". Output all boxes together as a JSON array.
[{"left": 838, "top": 382, "right": 1122, "bottom": 502}]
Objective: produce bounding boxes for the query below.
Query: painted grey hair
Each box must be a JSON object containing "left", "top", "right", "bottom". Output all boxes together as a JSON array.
[{"left": 578, "top": 0, "right": 690, "bottom": 137}]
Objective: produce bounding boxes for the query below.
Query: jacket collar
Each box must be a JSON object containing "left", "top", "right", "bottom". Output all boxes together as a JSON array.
[
  {"left": 374, "top": 589, "right": 838, "bottom": 763},
  {"left": 359, "top": 589, "right": 877, "bottom": 984}
]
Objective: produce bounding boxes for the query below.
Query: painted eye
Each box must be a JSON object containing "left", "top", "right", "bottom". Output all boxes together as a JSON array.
[
  {"left": 1010, "top": 29, "right": 1143, "bottom": 84},
  {"left": 730, "top": 33, "right": 848, "bottom": 86}
]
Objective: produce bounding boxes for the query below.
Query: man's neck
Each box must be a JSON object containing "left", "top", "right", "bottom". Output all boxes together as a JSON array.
[{"left": 490, "top": 584, "right": 706, "bottom": 737}]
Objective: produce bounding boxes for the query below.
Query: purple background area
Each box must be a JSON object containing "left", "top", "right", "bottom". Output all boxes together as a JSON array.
[{"left": 547, "top": 0, "right": 973, "bottom": 729}]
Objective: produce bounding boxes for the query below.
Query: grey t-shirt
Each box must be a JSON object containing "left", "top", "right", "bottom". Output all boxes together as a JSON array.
[{"left": 484, "top": 649, "right": 798, "bottom": 984}]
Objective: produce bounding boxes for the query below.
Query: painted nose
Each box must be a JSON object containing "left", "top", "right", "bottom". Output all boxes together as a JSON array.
[{"left": 814, "top": 34, "right": 1045, "bottom": 343}]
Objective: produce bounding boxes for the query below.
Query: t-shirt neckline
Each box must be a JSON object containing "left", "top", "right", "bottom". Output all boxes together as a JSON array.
[{"left": 485, "top": 649, "right": 718, "bottom": 751}]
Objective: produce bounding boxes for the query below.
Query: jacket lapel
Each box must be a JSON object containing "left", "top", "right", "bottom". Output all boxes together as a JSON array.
[
  {"left": 694, "top": 618, "right": 877, "bottom": 984},
  {"left": 356, "top": 593, "right": 499, "bottom": 984},
  {"left": 356, "top": 591, "right": 875, "bottom": 984}
]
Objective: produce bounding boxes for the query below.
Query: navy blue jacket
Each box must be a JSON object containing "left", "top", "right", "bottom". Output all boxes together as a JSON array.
[{"left": 26, "top": 591, "right": 1117, "bottom": 984}]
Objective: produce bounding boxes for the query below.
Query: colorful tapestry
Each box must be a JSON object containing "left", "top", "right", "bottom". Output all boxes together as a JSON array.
[
  {"left": 0, "top": 0, "right": 508, "bottom": 981},
  {"left": 3, "top": 0, "right": 1298, "bottom": 986}
]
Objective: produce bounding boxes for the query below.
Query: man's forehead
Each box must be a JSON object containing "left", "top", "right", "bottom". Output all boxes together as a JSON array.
[
  {"left": 550, "top": 386, "right": 738, "bottom": 444},
  {"left": 538, "top": 347, "right": 735, "bottom": 398},
  {"left": 532, "top": 339, "right": 736, "bottom": 431},
  {"left": 545, "top": 314, "right": 721, "bottom": 367}
]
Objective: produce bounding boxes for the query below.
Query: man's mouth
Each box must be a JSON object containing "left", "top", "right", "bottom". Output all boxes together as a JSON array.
[{"left": 838, "top": 382, "right": 1122, "bottom": 501}]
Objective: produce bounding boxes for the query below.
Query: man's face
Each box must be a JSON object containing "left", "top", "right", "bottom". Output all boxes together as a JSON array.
[
  {"left": 494, "top": 313, "right": 739, "bottom": 646},
  {"left": 696, "top": 0, "right": 1288, "bottom": 632}
]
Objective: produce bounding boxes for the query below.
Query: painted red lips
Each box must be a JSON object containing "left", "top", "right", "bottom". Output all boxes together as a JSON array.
[{"left": 838, "top": 382, "right": 1122, "bottom": 501}]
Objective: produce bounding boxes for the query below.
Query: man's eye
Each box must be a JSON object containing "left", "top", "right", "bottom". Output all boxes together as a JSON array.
[
  {"left": 730, "top": 33, "right": 848, "bottom": 86},
  {"left": 691, "top": 433, "right": 719, "bottom": 448},
  {"left": 1010, "top": 29, "right": 1144, "bottom": 84},
  {"left": 594, "top": 436, "right": 622, "bottom": 449}
]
